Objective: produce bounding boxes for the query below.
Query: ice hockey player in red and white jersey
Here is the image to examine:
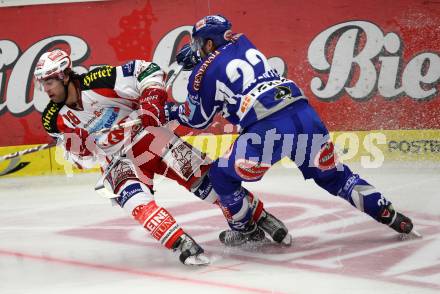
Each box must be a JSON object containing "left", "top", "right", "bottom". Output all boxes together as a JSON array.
[{"left": 34, "top": 49, "right": 292, "bottom": 266}]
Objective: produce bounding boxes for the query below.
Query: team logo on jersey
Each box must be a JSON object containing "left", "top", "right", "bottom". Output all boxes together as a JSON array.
[
  {"left": 193, "top": 50, "right": 220, "bottom": 91},
  {"left": 122, "top": 60, "right": 135, "bottom": 77},
  {"left": 274, "top": 85, "right": 292, "bottom": 100}
]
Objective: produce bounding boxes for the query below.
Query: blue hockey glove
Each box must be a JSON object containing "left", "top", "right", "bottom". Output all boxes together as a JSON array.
[
  {"left": 176, "top": 44, "right": 201, "bottom": 71},
  {"left": 164, "top": 102, "right": 180, "bottom": 122}
]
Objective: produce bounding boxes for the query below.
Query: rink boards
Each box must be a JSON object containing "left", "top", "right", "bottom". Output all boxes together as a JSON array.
[{"left": 0, "top": 129, "right": 439, "bottom": 177}]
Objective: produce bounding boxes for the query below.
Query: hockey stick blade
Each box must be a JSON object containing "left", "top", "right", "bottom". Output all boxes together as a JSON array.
[
  {"left": 165, "top": 65, "right": 183, "bottom": 91},
  {"left": 0, "top": 157, "right": 22, "bottom": 176}
]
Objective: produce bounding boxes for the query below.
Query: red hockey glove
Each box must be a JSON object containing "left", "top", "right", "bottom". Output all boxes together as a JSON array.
[
  {"left": 139, "top": 87, "right": 167, "bottom": 127},
  {"left": 63, "top": 127, "right": 95, "bottom": 157}
]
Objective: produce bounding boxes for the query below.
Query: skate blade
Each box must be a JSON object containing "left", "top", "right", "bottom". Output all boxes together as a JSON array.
[
  {"left": 238, "top": 236, "right": 273, "bottom": 250},
  {"left": 183, "top": 254, "right": 210, "bottom": 266},
  {"left": 399, "top": 229, "right": 422, "bottom": 241},
  {"left": 280, "top": 233, "right": 293, "bottom": 246}
]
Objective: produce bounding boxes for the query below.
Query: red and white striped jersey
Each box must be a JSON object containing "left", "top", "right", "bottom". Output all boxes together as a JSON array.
[{"left": 52, "top": 60, "right": 165, "bottom": 157}]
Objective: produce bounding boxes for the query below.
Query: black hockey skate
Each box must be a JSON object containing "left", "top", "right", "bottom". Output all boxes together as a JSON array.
[
  {"left": 258, "top": 211, "right": 292, "bottom": 246},
  {"left": 378, "top": 204, "right": 422, "bottom": 239},
  {"left": 172, "top": 234, "right": 210, "bottom": 265},
  {"left": 219, "top": 224, "right": 267, "bottom": 247}
]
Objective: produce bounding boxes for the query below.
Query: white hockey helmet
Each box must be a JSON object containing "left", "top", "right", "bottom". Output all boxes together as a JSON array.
[{"left": 34, "top": 49, "right": 71, "bottom": 82}]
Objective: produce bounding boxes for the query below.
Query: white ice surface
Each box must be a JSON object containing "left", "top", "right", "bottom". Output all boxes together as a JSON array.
[{"left": 0, "top": 162, "right": 439, "bottom": 294}]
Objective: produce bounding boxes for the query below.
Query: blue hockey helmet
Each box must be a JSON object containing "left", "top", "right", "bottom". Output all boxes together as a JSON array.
[{"left": 191, "top": 15, "right": 232, "bottom": 52}]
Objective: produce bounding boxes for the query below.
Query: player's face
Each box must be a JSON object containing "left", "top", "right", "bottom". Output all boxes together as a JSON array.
[
  {"left": 199, "top": 40, "right": 215, "bottom": 59},
  {"left": 191, "top": 37, "right": 214, "bottom": 59},
  {"left": 41, "top": 78, "right": 66, "bottom": 103},
  {"left": 190, "top": 36, "right": 204, "bottom": 53}
]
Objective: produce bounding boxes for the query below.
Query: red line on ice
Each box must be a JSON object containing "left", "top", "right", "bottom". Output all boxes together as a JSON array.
[{"left": 0, "top": 249, "right": 288, "bottom": 294}]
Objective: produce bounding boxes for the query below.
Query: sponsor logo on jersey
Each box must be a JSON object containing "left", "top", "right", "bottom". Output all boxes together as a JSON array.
[
  {"left": 41, "top": 101, "right": 63, "bottom": 134},
  {"left": 240, "top": 95, "right": 252, "bottom": 113},
  {"left": 274, "top": 85, "right": 292, "bottom": 100},
  {"left": 137, "top": 63, "right": 160, "bottom": 82},
  {"left": 111, "top": 160, "right": 137, "bottom": 189},
  {"left": 83, "top": 66, "right": 114, "bottom": 87},
  {"left": 118, "top": 183, "right": 143, "bottom": 207},
  {"left": 145, "top": 208, "right": 170, "bottom": 232},
  {"left": 187, "top": 94, "right": 200, "bottom": 105},
  {"left": 121, "top": 60, "right": 135, "bottom": 77},
  {"left": 90, "top": 100, "right": 99, "bottom": 108},
  {"left": 88, "top": 107, "right": 120, "bottom": 133},
  {"left": 144, "top": 207, "right": 179, "bottom": 243},
  {"left": 83, "top": 107, "right": 104, "bottom": 129},
  {"left": 193, "top": 178, "right": 213, "bottom": 200},
  {"left": 193, "top": 50, "right": 220, "bottom": 91}
]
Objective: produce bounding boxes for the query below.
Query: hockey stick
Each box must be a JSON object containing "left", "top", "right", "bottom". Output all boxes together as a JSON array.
[
  {"left": 165, "top": 64, "right": 183, "bottom": 91},
  {"left": 0, "top": 142, "right": 57, "bottom": 163},
  {"left": 0, "top": 118, "right": 142, "bottom": 177},
  {"left": 0, "top": 118, "right": 142, "bottom": 164},
  {"left": 0, "top": 157, "right": 26, "bottom": 176}
]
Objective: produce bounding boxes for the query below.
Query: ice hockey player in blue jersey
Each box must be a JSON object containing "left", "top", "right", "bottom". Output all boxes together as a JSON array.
[{"left": 166, "top": 14, "right": 421, "bottom": 246}]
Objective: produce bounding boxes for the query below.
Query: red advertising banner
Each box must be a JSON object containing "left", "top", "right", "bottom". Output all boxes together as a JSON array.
[{"left": 0, "top": 0, "right": 439, "bottom": 147}]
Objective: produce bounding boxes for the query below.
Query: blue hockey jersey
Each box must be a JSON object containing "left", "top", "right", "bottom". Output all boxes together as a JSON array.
[{"left": 174, "top": 34, "right": 306, "bottom": 130}]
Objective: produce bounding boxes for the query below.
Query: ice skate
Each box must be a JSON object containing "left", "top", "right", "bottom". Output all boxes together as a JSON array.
[
  {"left": 173, "top": 234, "right": 210, "bottom": 265},
  {"left": 258, "top": 211, "right": 292, "bottom": 246},
  {"left": 379, "top": 204, "right": 422, "bottom": 240},
  {"left": 219, "top": 224, "right": 268, "bottom": 247}
]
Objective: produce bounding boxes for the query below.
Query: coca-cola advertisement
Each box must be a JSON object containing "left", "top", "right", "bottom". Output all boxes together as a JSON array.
[{"left": 0, "top": 0, "right": 439, "bottom": 148}]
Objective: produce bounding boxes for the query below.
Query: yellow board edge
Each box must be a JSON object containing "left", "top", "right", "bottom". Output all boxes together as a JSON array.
[{"left": 0, "top": 129, "right": 439, "bottom": 178}]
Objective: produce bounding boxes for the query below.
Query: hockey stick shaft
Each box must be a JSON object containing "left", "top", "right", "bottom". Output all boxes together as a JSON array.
[
  {"left": 0, "top": 118, "right": 142, "bottom": 163},
  {"left": 0, "top": 142, "right": 57, "bottom": 163}
]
